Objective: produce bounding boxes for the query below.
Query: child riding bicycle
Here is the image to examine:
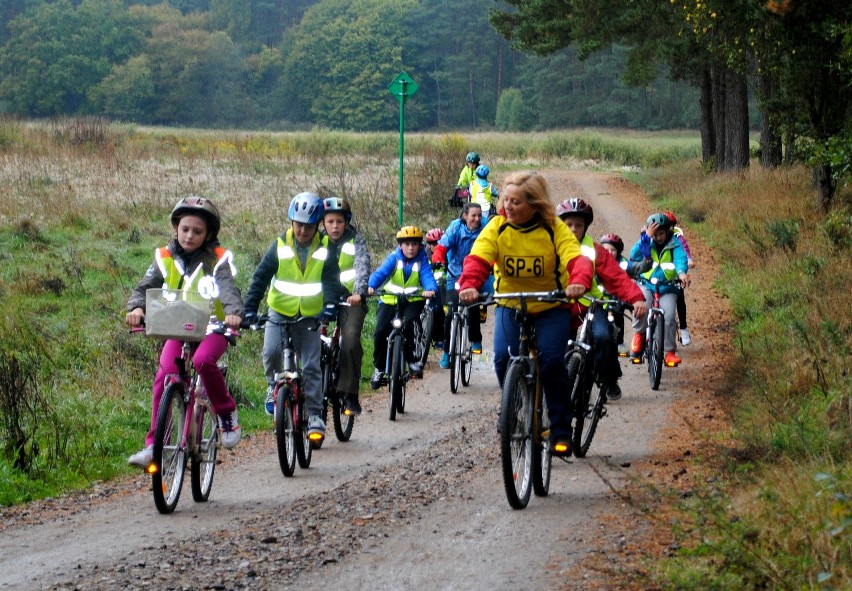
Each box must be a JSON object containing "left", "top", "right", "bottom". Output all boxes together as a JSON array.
[
  {"left": 664, "top": 210, "right": 695, "bottom": 346},
  {"left": 125, "top": 196, "right": 244, "bottom": 468},
  {"left": 556, "top": 198, "right": 647, "bottom": 401},
  {"left": 431, "top": 202, "right": 486, "bottom": 366},
  {"left": 243, "top": 192, "right": 343, "bottom": 443},
  {"left": 368, "top": 226, "right": 438, "bottom": 389},
  {"left": 599, "top": 232, "right": 652, "bottom": 356},
  {"left": 320, "top": 196, "right": 371, "bottom": 416},
  {"left": 458, "top": 171, "right": 592, "bottom": 457},
  {"left": 629, "top": 213, "right": 690, "bottom": 367}
]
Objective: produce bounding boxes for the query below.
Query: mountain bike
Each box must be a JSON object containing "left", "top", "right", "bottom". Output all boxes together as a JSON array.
[
  {"left": 251, "top": 314, "right": 321, "bottom": 477},
  {"left": 447, "top": 298, "right": 476, "bottom": 394},
  {"left": 490, "top": 290, "right": 569, "bottom": 510},
  {"left": 134, "top": 319, "right": 238, "bottom": 515},
  {"left": 372, "top": 289, "right": 425, "bottom": 421},
  {"left": 413, "top": 292, "right": 434, "bottom": 369},
  {"left": 565, "top": 297, "right": 631, "bottom": 458},
  {"left": 319, "top": 302, "right": 354, "bottom": 444},
  {"left": 631, "top": 278, "right": 681, "bottom": 390}
]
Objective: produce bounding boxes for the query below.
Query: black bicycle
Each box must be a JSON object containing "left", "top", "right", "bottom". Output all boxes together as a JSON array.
[
  {"left": 565, "top": 297, "right": 631, "bottom": 458},
  {"left": 319, "top": 303, "right": 355, "bottom": 444},
  {"left": 447, "top": 298, "right": 476, "bottom": 394},
  {"left": 632, "top": 278, "right": 682, "bottom": 390},
  {"left": 488, "top": 290, "right": 569, "bottom": 510}
]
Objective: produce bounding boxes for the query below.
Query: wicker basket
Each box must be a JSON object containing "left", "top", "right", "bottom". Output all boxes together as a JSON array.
[{"left": 145, "top": 289, "right": 212, "bottom": 342}]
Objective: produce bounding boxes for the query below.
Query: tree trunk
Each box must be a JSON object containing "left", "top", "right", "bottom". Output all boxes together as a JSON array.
[
  {"left": 700, "top": 67, "right": 715, "bottom": 166},
  {"left": 712, "top": 66, "right": 727, "bottom": 170},
  {"left": 724, "top": 70, "right": 750, "bottom": 171},
  {"left": 814, "top": 163, "right": 835, "bottom": 211},
  {"left": 757, "top": 72, "right": 782, "bottom": 168}
]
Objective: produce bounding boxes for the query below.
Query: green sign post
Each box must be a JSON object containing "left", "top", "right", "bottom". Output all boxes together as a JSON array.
[{"left": 387, "top": 71, "right": 419, "bottom": 226}]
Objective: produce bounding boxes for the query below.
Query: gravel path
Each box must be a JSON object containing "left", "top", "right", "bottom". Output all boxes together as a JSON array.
[{"left": 0, "top": 170, "right": 728, "bottom": 591}]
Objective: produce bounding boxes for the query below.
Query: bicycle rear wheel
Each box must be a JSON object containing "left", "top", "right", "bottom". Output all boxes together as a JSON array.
[
  {"left": 449, "top": 314, "right": 461, "bottom": 394},
  {"left": 575, "top": 381, "right": 606, "bottom": 459},
  {"left": 532, "top": 388, "right": 551, "bottom": 497},
  {"left": 648, "top": 313, "right": 665, "bottom": 390},
  {"left": 460, "top": 315, "right": 473, "bottom": 387},
  {"left": 415, "top": 306, "right": 433, "bottom": 367},
  {"left": 500, "top": 362, "right": 533, "bottom": 510},
  {"left": 389, "top": 334, "right": 404, "bottom": 421},
  {"left": 565, "top": 352, "right": 589, "bottom": 456},
  {"left": 152, "top": 383, "right": 188, "bottom": 514},
  {"left": 275, "top": 385, "right": 296, "bottom": 477},
  {"left": 332, "top": 394, "right": 354, "bottom": 441},
  {"left": 190, "top": 400, "right": 218, "bottom": 502},
  {"left": 294, "top": 387, "right": 312, "bottom": 469}
]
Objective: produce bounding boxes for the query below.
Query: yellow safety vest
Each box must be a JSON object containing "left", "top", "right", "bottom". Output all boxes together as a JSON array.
[
  {"left": 578, "top": 234, "right": 604, "bottom": 307},
  {"left": 642, "top": 247, "right": 678, "bottom": 282},
  {"left": 470, "top": 180, "right": 494, "bottom": 215},
  {"left": 155, "top": 246, "right": 233, "bottom": 319},
  {"left": 267, "top": 231, "right": 329, "bottom": 317},
  {"left": 337, "top": 239, "right": 357, "bottom": 293},
  {"left": 380, "top": 260, "right": 423, "bottom": 306}
]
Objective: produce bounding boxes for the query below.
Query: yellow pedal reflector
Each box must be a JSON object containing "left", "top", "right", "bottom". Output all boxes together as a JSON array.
[
  {"left": 631, "top": 357, "right": 641, "bottom": 364},
  {"left": 308, "top": 433, "right": 324, "bottom": 441},
  {"left": 553, "top": 442, "right": 569, "bottom": 454},
  {"left": 146, "top": 464, "right": 158, "bottom": 475}
]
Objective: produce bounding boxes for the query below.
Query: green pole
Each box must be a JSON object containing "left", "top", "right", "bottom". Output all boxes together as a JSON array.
[{"left": 397, "top": 80, "right": 406, "bottom": 227}]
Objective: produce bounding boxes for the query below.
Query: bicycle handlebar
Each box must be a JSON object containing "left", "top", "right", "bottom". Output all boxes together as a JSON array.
[{"left": 130, "top": 318, "right": 241, "bottom": 339}]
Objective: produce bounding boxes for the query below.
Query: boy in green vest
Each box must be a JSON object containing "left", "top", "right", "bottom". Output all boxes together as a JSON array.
[
  {"left": 243, "top": 192, "right": 342, "bottom": 442},
  {"left": 367, "top": 226, "right": 438, "bottom": 389}
]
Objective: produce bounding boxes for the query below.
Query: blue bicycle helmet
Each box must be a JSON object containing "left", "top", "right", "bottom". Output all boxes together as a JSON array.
[
  {"left": 288, "top": 192, "right": 324, "bottom": 224},
  {"left": 475, "top": 164, "right": 490, "bottom": 179}
]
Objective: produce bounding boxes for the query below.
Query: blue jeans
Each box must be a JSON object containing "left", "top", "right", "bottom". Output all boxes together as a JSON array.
[{"left": 493, "top": 306, "right": 573, "bottom": 440}]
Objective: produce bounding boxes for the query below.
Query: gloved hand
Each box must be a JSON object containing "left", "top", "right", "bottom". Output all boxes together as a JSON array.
[
  {"left": 639, "top": 232, "right": 652, "bottom": 259},
  {"left": 242, "top": 311, "right": 258, "bottom": 328},
  {"left": 319, "top": 305, "right": 337, "bottom": 323}
]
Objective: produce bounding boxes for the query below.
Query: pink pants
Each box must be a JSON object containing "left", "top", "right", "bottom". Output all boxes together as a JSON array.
[{"left": 145, "top": 333, "right": 235, "bottom": 446}]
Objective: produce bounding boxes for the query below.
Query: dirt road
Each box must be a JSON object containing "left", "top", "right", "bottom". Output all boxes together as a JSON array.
[{"left": 0, "top": 170, "right": 729, "bottom": 590}]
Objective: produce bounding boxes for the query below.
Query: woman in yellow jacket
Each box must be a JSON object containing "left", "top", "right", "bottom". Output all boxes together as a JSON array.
[{"left": 458, "top": 171, "right": 592, "bottom": 456}]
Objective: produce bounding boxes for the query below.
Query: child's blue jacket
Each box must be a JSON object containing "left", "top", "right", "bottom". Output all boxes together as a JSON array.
[{"left": 369, "top": 246, "right": 439, "bottom": 293}]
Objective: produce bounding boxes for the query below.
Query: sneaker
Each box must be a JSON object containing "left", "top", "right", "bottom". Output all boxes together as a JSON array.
[
  {"left": 680, "top": 328, "right": 692, "bottom": 346},
  {"left": 344, "top": 393, "right": 362, "bottom": 416},
  {"left": 549, "top": 435, "right": 572, "bottom": 458},
  {"left": 307, "top": 414, "right": 326, "bottom": 442},
  {"left": 218, "top": 410, "right": 242, "bottom": 449},
  {"left": 617, "top": 343, "right": 629, "bottom": 357},
  {"left": 409, "top": 361, "right": 424, "bottom": 378},
  {"left": 264, "top": 386, "right": 275, "bottom": 415},
  {"left": 665, "top": 351, "right": 682, "bottom": 367},
  {"left": 471, "top": 342, "right": 483, "bottom": 354},
  {"left": 370, "top": 368, "right": 384, "bottom": 390},
  {"left": 606, "top": 382, "right": 622, "bottom": 401},
  {"left": 479, "top": 307, "right": 488, "bottom": 323},
  {"left": 439, "top": 351, "right": 450, "bottom": 369},
  {"left": 630, "top": 333, "right": 645, "bottom": 356},
  {"left": 127, "top": 445, "right": 154, "bottom": 468},
  {"left": 434, "top": 341, "right": 443, "bottom": 350}
]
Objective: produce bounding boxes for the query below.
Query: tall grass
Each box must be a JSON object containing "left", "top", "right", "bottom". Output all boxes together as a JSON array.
[{"left": 635, "top": 162, "right": 851, "bottom": 589}]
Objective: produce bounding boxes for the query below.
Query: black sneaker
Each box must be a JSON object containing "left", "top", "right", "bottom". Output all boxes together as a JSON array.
[
  {"left": 344, "top": 393, "right": 362, "bottom": 416},
  {"left": 549, "top": 435, "right": 572, "bottom": 458},
  {"left": 369, "top": 368, "right": 384, "bottom": 390},
  {"left": 606, "top": 382, "right": 622, "bottom": 401}
]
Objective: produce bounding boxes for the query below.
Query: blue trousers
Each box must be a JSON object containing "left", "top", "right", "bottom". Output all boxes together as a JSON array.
[{"left": 493, "top": 306, "right": 573, "bottom": 440}]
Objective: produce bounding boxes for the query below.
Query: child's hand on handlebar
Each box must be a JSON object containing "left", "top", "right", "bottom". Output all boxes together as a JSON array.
[
  {"left": 565, "top": 284, "right": 586, "bottom": 299},
  {"left": 225, "top": 314, "right": 242, "bottom": 330},
  {"left": 126, "top": 308, "right": 145, "bottom": 327},
  {"left": 631, "top": 300, "right": 647, "bottom": 318},
  {"left": 679, "top": 273, "right": 690, "bottom": 288},
  {"left": 423, "top": 290, "right": 435, "bottom": 299},
  {"left": 459, "top": 287, "right": 479, "bottom": 303}
]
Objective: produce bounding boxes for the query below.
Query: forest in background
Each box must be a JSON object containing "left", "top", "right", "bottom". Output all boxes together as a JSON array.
[{"left": 0, "top": 0, "right": 701, "bottom": 130}]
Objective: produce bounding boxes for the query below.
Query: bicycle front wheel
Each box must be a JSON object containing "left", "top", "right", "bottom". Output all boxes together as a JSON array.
[
  {"left": 575, "top": 379, "right": 606, "bottom": 459},
  {"left": 648, "top": 313, "right": 665, "bottom": 390},
  {"left": 190, "top": 400, "right": 218, "bottom": 502},
  {"left": 449, "top": 314, "right": 461, "bottom": 394},
  {"left": 565, "top": 352, "right": 591, "bottom": 458},
  {"left": 152, "top": 383, "right": 188, "bottom": 514},
  {"left": 389, "top": 334, "right": 404, "bottom": 420},
  {"left": 500, "top": 362, "right": 534, "bottom": 510},
  {"left": 294, "top": 387, "right": 312, "bottom": 469},
  {"left": 275, "top": 385, "right": 296, "bottom": 477}
]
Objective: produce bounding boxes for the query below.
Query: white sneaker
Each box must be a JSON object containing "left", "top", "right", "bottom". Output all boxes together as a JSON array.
[
  {"left": 264, "top": 386, "right": 275, "bottom": 415},
  {"left": 680, "top": 329, "right": 692, "bottom": 346},
  {"left": 307, "top": 414, "right": 326, "bottom": 439},
  {"left": 218, "top": 410, "right": 242, "bottom": 449},
  {"left": 127, "top": 445, "right": 154, "bottom": 468}
]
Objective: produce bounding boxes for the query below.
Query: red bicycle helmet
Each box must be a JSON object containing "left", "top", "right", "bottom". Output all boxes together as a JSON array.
[
  {"left": 425, "top": 227, "right": 444, "bottom": 243},
  {"left": 599, "top": 233, "right": 625, "bottom": 254},
  {"left": 555, "top": 198, "right": 594, "bottom": 225},
  {"left": 664, "top": 210, "right": 678, "bottom": 226}
]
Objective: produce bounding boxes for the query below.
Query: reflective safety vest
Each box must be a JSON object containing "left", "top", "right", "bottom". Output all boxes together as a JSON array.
[
  {"left": 642, "top": 245, "right": 678, "bottom": 282},
  {"left": 578, "top": 234, "right": 603, "bottom": 307},
  {"left": 337, "top": 239, "right": 357, "bottom": 293},
  {"left": 380, "top": 260, "right": 423, "bottom": 306},
  {"left": 155, "top": 246, "right": 234, "bottom": 319},
  {"left": 431, "top": 263, "right": 445, "bottom": 287},
  {"left": 267, "top": 231, "right": 329, "bottom": 317},
  {"left": 470, "top": 180, "right": 495, "bottom": 216}
]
